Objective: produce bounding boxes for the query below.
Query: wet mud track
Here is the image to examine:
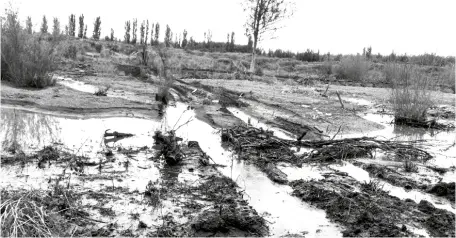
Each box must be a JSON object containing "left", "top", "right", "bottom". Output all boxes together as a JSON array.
[{"left": 2, "top": 77, "right": 455, "bottom": 237}]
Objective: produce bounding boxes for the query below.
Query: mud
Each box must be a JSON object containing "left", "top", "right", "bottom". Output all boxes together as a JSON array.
[
  {"left": 427, "top": 182, "right": 455, "bottom": 203},
  {"left": 2, "top": 67, "right": 455, "bottom": 237},
  {"left": 290, "top": 174, "right": 455, "bottom": 237}
]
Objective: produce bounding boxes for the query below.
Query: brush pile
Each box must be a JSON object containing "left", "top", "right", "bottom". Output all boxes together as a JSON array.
[
  {"left": 221, "top": 126, "right": 433, "bottom": 165},
  {"left": 296, "top": 137, "right": 433, "bottom": 163}
]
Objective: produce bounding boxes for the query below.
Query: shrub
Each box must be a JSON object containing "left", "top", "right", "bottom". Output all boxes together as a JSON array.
[
  {"left": 441, "top": 64, "right": 455, "bottom": 92},
  {"left": 403, "top": 160, "right": 418, "bottom": 172},
  {"left": 334, "top": 55, "right": 369, "bottom": 81},
  {"left": 63, "top": 44, "right": 77, "bottom": 59},
  {"left": 94, "top": 43, "right": 102, "bottom": 53},
  {"left": 390, "top": 64, "right": 434, "bottom": 122},
  {"left": 317, "top": 61, "right": 333, "bottom": 75},
  {"left": 1, "top": 9, "right": 56, "bottom": 88},
  {"left": 254, "top": 67, "right": 263, "bottom": 76}
]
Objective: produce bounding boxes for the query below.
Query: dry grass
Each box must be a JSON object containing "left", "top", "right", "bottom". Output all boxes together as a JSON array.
[
  {"left": 389, "top": 64, "right": 434, "bottom": 122},
  {"left": 0, "top": 188, "right": 78, "bottom": 237}
]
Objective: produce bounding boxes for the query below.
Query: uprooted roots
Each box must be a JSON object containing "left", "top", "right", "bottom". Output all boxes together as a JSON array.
[{"left": 153, "top": 130, "right": 184, "bottom": 165}]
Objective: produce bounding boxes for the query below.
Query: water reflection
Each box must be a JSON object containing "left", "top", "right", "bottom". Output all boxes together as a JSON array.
[{"left": 1, "top": 109, "right": 61, "bottom": 153}]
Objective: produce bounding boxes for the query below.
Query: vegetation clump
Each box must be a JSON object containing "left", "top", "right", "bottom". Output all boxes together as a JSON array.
[
  {"left": 389, "top": 64, "right": 436, "bottom": 127},
  {"left": 1, "top": 9, "right": 56, "bottom": 88}
]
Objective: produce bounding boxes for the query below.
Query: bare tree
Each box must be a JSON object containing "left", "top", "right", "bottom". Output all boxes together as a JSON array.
[{"left": 243, "top": 0, "right": 294, "bottom": 73}]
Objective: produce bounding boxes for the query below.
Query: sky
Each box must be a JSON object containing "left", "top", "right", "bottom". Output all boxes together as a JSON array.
[{"left": 5, "top": 0, "right": 456, "bottom": 56}]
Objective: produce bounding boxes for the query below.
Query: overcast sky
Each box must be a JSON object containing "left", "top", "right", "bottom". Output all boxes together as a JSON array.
[{"left": 7, "top": 0, "right": 456, "bottom": 56}]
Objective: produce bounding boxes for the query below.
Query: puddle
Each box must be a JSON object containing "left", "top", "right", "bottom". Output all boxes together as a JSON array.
[
  {"left": 355, "top": 113, "right": 456, "bottom": 169},
  {"left": 1, "top": 104, "right": 342, "bottom": 237},
  {"left": 1, "top": 108, "right": 156, "bottom": 156},
  {"left": 328, "top": 161, "right": 455, "bottom": 213},
  {"left": 57, "top": 77, "right": 99, "bottom": 94},
  {"left": 277, "top": 163, "right": 326, "bottom": 181},
  {"left": 225, "top": 104, "right": 456, "bottom": 214},
  {"left": 343, "top": 97, "right": 373, "bottom": 106},
  {"left": 227, "top": 107, "right": 295, "bottom": 140},
  {"left": 164, "top": 103, "right": 343, "bottom": 237}
]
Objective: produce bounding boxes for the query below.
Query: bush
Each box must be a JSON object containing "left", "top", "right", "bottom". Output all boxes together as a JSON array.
[
  {"left": 254, "top": 67, "right": 263, "bottom": 76},
  {"left": 317, "top": 61, "right": 333, "bottom": 75},
  {"left": 1, "top": 10, "right": 56, "bottom": 88},
  {"left": 63, "top": 44, "right": 77, "bottom": 59},
  {"left": 390, "top": 64, "right": 434, "bottom": 122},
  {"left": 334, "top": 55, "right": 369, "bottom": 81}
]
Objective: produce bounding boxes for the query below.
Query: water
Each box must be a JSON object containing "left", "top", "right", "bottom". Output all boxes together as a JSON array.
[
  {"left": 57, "top": 76, "right": 99, "bottom": 94},
  {"left": 0, "top": 105, "right": 343, "bottom": 237},
  {"left": 227, "top": 106, "right": 456, "bottom": 213},
  {"left": 164, "top": 103, "right": 343, "bottom": 237},
  {"left": 227, "top": 107, "right": 296, "bottom": 140}
]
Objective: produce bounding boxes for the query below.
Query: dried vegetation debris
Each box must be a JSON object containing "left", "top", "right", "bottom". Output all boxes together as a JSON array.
[{"left": 0, "top": 187, "right": 93, "bottom": 237}]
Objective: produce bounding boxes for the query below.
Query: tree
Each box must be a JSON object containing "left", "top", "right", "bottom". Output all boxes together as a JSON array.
[
  {"left": 206, "top": 29, "right": 212, "bottom": 49},
  {"left": 52, "top": 17, "right": 60, "bottom": 37},
  {"left": 154, "top": 23, "right": 160, "bottom": 45},
  {"left": 131, "top": 18, "right": 137, "bottom": 44},
  {"left": 124, "top": 21, "right": 131, "bottom": 43},
  {"left": 78, "top": 14, "right": 84, "bottom": 38},
  {"left": 140, "top": 21, "right": 145, "bottom": 44},
  {"left": 25, "top": 16, "right": 33, "bottom": 34},
  {"left": 243, "top": 0, "right": 294, "bottom": 72},
  {"left": 92, "top": 16, "right": 101, "bottom": 40},
  {"left": 68, "top": 14, "right": 76, "bottom": 37},
  {"left": 110, "top": 28, "right": 114, "bottom": 41},
  {"left": 366, "top": 46, "right": 372, "bottom": 59},
  {"left": 40, "top": 15, "right": 48, "bottom": 33},
  {"left": 230, "top": 32, "right": 235, "bottom": 51},
  {"left": 150, "top": 23, "right": 155, "bottom": 45},
  {"left": 144, "top": 20, "right": 149, "bottom": 46},
  {"left": 164, "top": 24, "right": 172, "bottom": 47},
  {"left": 83, "top": 25, "right": 87, "bottom": 38},
  {"left": 181, "top": 29, "right": 188, "bottom": 48}
]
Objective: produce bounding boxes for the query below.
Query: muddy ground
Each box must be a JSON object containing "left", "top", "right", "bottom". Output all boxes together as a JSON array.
[{"left": 1, "top": 50, "right": 455, "bottom": 237}]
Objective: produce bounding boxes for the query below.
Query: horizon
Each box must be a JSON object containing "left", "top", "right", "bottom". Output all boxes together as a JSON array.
[{"left": 5, "top": 0, "right": 456, "bottom": 57}]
